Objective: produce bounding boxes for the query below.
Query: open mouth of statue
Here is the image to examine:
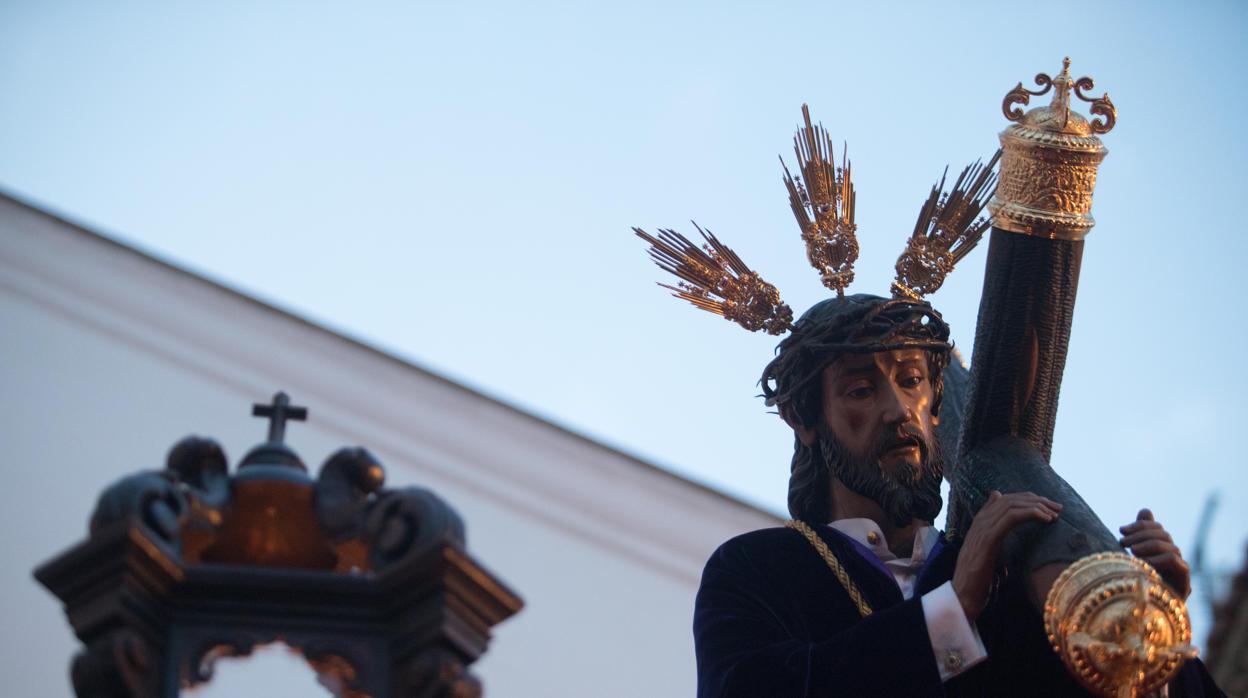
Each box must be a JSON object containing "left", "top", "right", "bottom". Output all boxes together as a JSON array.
[
  {"left": 883, "top": 438, "right": 922, "bottom": 462},
  {"left": 880, "top": 437, "right": 926, "bottom": 483}
]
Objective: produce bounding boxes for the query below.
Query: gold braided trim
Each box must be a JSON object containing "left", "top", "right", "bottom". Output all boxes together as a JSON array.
[{"left": 785, "top": 519, "right": 873, "bottom": 618}]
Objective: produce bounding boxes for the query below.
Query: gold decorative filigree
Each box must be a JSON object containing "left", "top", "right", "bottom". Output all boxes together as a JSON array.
[
  {"left": 1002, "top": 57, "right": 1116, "bottom": 136},
  {"left": 1074, "top": 76, "right": 1116, "bottom": 135},
  {"left": 990, "top": 58, "right": 1116, "bottom": 240},
  {"left": 891, "top": 150, "right": 1001, "bottom": 300},
  {"left": 634, "top": 225, "right": 793, "bottom": 335},
  {"left": 1003, "top": 68, "right": 1057, "bottom": 122},
  {"left": 1045, "top": 552, "right": 1197, "bottom": 698},
  {"left": 782, "top": 104, "right": 858, "bottom": 296}
]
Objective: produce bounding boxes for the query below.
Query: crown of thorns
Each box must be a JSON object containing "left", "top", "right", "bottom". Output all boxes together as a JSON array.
[{"left": 634, "top": 104, "right": 1000, "bottom": 336}]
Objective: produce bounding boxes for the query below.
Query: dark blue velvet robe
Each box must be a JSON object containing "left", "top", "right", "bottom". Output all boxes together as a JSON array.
[{"left": 693, "top": 524, "right": 1223, "bottom": 697}]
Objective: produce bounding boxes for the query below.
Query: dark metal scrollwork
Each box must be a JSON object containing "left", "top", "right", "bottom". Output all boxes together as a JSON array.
[
  {"left": 166, "top": 436, "right": 229, "bottom": 510},
  {"left": 400, "top": 649, "right": 482, "bottom": 698},
  {"left": 165, "top": 436, "right": 230, "bottom": 562},
  {"left": 87, "top": 436, "right": 234, "bottom": 554},
  {"left": 316, "top": 447, "right": 386, "bottom": 540},
  {"left": 187, "top": 635, "right": 263, "bottom": 687},
  {"left": 89, "top": 471, "right": 187, "bottom": 549},
  {"left": 71, "top": 629, "right": 156, "bottom": 698},
  {"left": 181, "top": 631, "right": 380, "bottom": 698},
  {"left": 365, "top": 487, "right": 465, "bottom": 570},
  {"left": 301, "top": 641, "right": 371, "bottom": 698}
]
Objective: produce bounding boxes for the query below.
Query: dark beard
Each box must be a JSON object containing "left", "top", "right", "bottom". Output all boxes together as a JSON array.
[{"left": 818, "top": 423, "right": 944, "bottom": 528}]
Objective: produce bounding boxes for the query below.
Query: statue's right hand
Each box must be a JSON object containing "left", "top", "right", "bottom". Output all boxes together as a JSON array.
[{"left": 952, "top": 490, "right": 1061, "bottom": 622}]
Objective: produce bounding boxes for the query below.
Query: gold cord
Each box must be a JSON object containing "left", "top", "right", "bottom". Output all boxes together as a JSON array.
[{"left": 785, "top": 519, "right": 873, "bottom": 618}]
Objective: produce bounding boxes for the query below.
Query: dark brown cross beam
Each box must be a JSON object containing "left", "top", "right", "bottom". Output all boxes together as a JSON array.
[{"left": 252, "top": 391, "right": 307, "bottom": 444}]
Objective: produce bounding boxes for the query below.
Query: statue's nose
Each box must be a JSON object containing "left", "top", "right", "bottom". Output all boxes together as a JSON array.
[{"left": 880, "top": 384, "right": 914, "bottom": 426}]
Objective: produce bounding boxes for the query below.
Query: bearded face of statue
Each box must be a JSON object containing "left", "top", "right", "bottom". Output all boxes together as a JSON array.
[{"left": 814, "top": 348, "right": 945, "bottom": 526}]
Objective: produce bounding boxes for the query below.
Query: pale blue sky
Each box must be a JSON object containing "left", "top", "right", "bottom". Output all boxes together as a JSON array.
[{"left": 3, "top": 0, "right": 1245, "bottom": 641}]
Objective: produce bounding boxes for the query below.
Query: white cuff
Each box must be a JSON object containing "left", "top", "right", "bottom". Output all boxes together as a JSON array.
[{"left": 921, "top": 581, "right": 988, "bottom": 682}]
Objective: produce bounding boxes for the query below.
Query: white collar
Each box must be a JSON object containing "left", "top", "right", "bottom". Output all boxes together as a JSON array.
[{"left": 827, "top": 518, "right": 940, "bottom": 567}]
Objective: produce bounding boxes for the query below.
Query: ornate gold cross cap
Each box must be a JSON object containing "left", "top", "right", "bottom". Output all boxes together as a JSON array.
[
  {"left": 988, "top": 58, "right": 1117, "bottom": 241},
  {"left": 1044, "top": 552, "right": 1196, "bottom": 698}
]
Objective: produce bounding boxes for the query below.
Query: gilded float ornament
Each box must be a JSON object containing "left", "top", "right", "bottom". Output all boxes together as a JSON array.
[
  {"left": 891, "top": 151, "right": 999, "bottom": 300},
  {"left": 988, "top": 57, "right": 1117, "bottom": 240},
  {"left": 635, "top": 104, "right": 998, "bottom": 334},
  {"left": 633, "top": 224, "right": 794, "bottom": 335},
  {"left": 1044, "top": 552, "right": 1197, "bottom": 698},
  {"left": 782, "top": 104, "right": 858, "bottom": 296}
]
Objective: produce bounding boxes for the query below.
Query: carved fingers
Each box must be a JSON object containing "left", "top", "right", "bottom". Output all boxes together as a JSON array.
[
  {"left": 1120, "top": 508, "right": 1191, "bottom": 599},
  {"left": 953, "top": 490, "right": 1062, "bottom": 621}
]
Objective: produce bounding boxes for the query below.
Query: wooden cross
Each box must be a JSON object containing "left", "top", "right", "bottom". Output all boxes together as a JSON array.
[{"left": 252, "top": 391, "right": 307, "bottom": 444}]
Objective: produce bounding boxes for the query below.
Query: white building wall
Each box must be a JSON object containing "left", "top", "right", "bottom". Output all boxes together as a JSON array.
[{"left": 0, "top": 193, "right": 779, "bottom": 697}]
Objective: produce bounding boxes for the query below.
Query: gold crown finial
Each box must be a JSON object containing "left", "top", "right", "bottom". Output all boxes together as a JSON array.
[
  {"left": 1002, "top": 57, "right": 1115, "bottom": 136},
  {"left": 1049, "top": 57, "right": 1074, "bottom": 124},
  {"left": 990, "top": 59, "right": 1117, "bottom": 240}
]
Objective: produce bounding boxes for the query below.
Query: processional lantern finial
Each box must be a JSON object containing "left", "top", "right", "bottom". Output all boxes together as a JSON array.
[{"left": 34, "top": 391, "right": 522, "bottom": 697}]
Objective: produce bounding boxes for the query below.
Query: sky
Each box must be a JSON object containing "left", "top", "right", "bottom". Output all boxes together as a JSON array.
[{"left": 2, "top": 0, "right": 1246, "bottom": 649}]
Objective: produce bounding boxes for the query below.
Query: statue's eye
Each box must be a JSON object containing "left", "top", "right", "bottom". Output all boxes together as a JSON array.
[
  {"left": 846, "top": 385, "right": 873, "bottom": 400},
  {"left": 899, "top": 374, "right": 925, "bottom": 388}
]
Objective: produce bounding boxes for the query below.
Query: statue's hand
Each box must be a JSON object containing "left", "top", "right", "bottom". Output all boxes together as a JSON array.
[
  {"left": 1119, "top": 508, "right": 1191, "bottom": 599},
  {"left": 953, "top": 490, "right": 1062, "bottom": 622}
]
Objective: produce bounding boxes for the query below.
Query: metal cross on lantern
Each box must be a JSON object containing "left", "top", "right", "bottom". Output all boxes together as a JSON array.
[{"left": 252, "top": 391, "right": 307, "bottom": 444}]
